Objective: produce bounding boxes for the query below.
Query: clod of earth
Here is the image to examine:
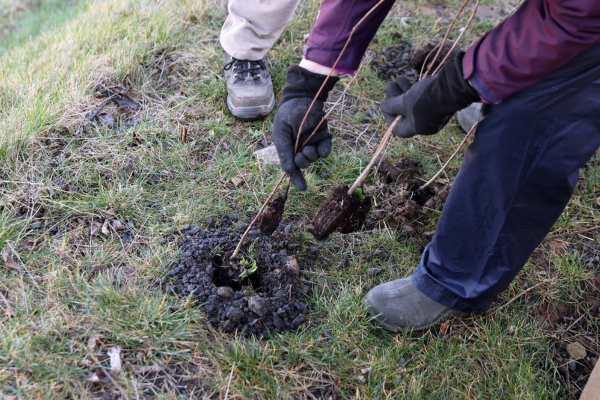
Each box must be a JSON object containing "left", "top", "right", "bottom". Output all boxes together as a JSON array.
[
  {"left": 311, "top": 185, "right": 372, "bottom": 240},
  {"left": 258, "top": 193, "right": 287, "bottom": 236},
  {"left": 164, "top": 224, "right": 308, "bottom": 339},
  {"left": 373, "top": 40, "right": 461, "bottom": 82}
]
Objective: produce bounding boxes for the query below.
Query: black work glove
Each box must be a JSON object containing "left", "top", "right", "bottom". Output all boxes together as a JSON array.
[
  {"left": 273, "top": 65, "right": 339, "bottom": 191},
  {"left": 380, "top": 51, "right": 480, "bottom": 138}
]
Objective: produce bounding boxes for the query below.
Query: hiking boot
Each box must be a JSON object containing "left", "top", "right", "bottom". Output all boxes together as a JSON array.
[
  {"left": 457, "top": 102, "right": 484, "bottom": 133},
  {"left": 223, "top": 51, "right": 275, "bottom": 121},
  {"left": 362, "top": 277, "right": 469, "bottom": 332}
]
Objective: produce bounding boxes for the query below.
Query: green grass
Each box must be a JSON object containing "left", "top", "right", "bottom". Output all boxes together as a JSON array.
[{"left": 0, "top": 0, "right": 597, "bottom": 398}]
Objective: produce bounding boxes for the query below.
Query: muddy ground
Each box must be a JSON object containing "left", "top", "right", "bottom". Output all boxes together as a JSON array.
[
  {"left": 372, "top": 39, "right": 462, "bottom": 82},
  {"left": 162, "top": 216, "right": 310, "bottom": 339}
]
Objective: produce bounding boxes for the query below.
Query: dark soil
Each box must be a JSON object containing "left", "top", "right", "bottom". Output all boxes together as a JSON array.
[
  {"left": 258, "top": 192, "right": 287, "bottom": 236},
  {"left": 311, "top": 185, "right": 372, "bottom": 240},
  {"left": 163, "top": 224, "right": 308, "bottom": 339},
  {"left": 368, "top": 154, "right": 452, "bottom": 252},
  {"left": 537, "top": 242, "right": 600, "bottom": 397},
  {"left": 373, "top": 40, "right": 462, "bottom": 82}
]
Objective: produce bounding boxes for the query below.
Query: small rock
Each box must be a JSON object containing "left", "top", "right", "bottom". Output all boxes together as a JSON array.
[
  {"left": 217, "top": 287, "right": 234, "bottom": 298},
  {"left": 356, "top": 375, "right": 366, "bottom": 383},
  {"left": 537, "top": 270, "right": 547, "bottom": 276},
  {"left": 340, "top": 255, "right": 350, "bottom": 267},
  {"left": 368, "top": 268, "right": 383, "bottom": 277},
  {"left": 229, "top": 213, "right": 238, "bottom": 220},
  {"left": 568, "top": 358, "right": 577, "bottom": 370},
  {"left": 566, "top": 342, "right": 587, "bottom": 360},
  {"left": 272, "top": 313, "right": 284, "bottom": 329},
  {"left": 374, "top": 250, "right": 389, "bottom": 259},
  {"left": 253, "top": 145, "right": 280, "bottom": 165},
  {"left": 186, "top": 226, "right": 201, "bottom": 235},
  {"left": 205, "top": 217, "right": 215, "bottom": 227},
  {"left": 292, "top": 313, "right": 306, "bottom": 327},
  {"left": 248, "top": 296, "right": 270, "bottom": 317}
]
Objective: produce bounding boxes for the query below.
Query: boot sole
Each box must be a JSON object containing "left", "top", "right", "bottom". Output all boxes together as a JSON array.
[
  {"left": 375, "top": 310, "right": 469, "bottom": 333},
  {"left": 227, "top": 94, "right": 275, "bottom": 121}
]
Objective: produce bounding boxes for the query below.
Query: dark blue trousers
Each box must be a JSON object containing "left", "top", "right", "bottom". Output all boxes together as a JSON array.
[{"left": 412, "top": 45, "right": 600, "bottom": 313}]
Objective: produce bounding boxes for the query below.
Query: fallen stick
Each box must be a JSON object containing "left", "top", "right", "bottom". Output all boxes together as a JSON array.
[
  {"left": 545, "top": 225, "right": 600, "bottom": 240},
  {"left": 419, "top": 119, "right": 478, "bottom": 191},
  {"left": 87, "top": 351, "right": 130, "bottom": 400},
  {"left": 493, "top": 278, "right": 555, "bottom": 314}
]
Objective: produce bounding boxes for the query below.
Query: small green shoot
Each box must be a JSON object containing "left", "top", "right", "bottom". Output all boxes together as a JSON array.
[
  {"left": 354, "top": 187, "right": 366, "bottom": 199},
  {"left": 239, "top": 258, "right": 258, "bottom": 280}
]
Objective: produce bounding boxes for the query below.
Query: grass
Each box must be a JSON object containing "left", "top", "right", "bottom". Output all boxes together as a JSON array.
[{"left": 0, "top": 0, "right": 598, "bottom": 398}]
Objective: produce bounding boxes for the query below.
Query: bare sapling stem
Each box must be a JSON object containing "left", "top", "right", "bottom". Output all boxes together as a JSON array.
[
  {"left": 432, "top": 0, "right": 480, "bottom": 76},
  {"left": 422, "top": 0, "right": 469, "bottom": 79},
  {"left": 294, "top": 0, "right": 386, "bottom": 153},
  {"left": 348, "top": 115, "right": 401, "bottom": 195},
  {"left": 419, "top": 120, "right": 478, "bottom": 191},
  {"left": 230, "top": 173, "right": 288, "bottom": 260},
  {"left": 298, "top": 59, "right": 368, "bottom": 153}
]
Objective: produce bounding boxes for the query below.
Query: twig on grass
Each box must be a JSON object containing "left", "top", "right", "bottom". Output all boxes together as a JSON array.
[
  {"left": 87, "top": 351, "right": 130, "bottom": 400},
  {"left": 493, "top": 278, "right": 556, "bottom": 314},
  {"left": 224, "top": 362, "right": 235, "bottom": 400},
  {"left": 230, "top": 173, "right": 287, "bottom": 260},
  {"left": 545, "top": 225, "right": 600, "bottom": 240},
  {"left": 419, "top": 119, "right": 478, "bottom": 191}
]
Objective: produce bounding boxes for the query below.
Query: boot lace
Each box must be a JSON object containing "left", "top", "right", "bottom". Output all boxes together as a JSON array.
[{"left": 224, "top": 58, "right": 267, "bottom": 81}]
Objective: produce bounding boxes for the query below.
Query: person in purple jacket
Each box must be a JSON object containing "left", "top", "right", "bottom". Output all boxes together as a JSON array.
[{"left": 272, "top": 0, "right": 600, "bottom": 331}]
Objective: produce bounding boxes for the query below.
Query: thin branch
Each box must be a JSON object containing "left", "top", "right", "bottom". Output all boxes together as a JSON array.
[
  {"left": 422, "top": 0, "right": 469, "bottom": 79},
  {"left": 545, "top": 225, "right": 600, "bottom": 240},
  {"left": 419, "top": 119, "right": 478, "bottom": 191},
  {"left": 230, "top": 173, "right": 287, "bottom": 260},
  {"left": 298, "top": 59, "right": 368, "bottom": 153},
  {"left": 294, "top": 0, "right": 386, "bottom": 153},
  {"left": 432, "top": 0, "right": 480, "bottom": 76},
  {"left": 348, "top": 116, "right": 401, "bottom": 195},
  {"left": 494, "top": 278, "right": 556, "bottom": 314},
  {"left": 419, "top": 43, "right": 441, "bottom": 80},
  {"left": 224, "top": 362, "right": 235, "bottom": 400},
  {"left": 87, "top": 351, "right": 130, "bottom": 400}
]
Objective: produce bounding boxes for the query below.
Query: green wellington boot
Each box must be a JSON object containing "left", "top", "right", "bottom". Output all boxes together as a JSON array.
[{"left": 362, "top": 277, "right": 469, "bottom": 332}]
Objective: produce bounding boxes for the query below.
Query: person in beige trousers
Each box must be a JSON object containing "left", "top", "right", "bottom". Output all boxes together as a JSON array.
[{"left": 220, "top": 0, "right": 300, "bottom": 120}]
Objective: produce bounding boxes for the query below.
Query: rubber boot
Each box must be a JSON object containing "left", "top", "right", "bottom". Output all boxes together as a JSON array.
[{"left": 362, "top": 277, "right": 469, "bottom": 332}]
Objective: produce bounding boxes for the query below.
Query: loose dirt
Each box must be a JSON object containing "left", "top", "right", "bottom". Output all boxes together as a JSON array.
[
  {"left": 163, "top": 222, "right": 308, "bottom": 339},
  {"left": 368, "top": 155, "right": 451, "bottom": 252},
  {"left": 373, "top": 40, "right": 462, "bottom": 82},
  {"left": 537, "top": 242, "right": 600, "bottom": 397}
]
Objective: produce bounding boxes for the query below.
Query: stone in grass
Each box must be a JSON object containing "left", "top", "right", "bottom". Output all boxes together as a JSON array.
[
  {"left": 368, "top": 268, "right": 383, "bottom": 277},
  {"left": 248, "top": 296, "right": 270, "bottom": 317},
  {"left": 566, "top": 342, "right": 587, "bottom": 360},
  {"left": 253, "top": 145, "right": 280, "bottom": 165},
  {"left": 217, "top": 287, "right": 234, "bottom": 298}
]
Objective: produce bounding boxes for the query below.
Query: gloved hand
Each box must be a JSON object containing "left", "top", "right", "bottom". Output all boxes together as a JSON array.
[
  {"left": 380, "top": 51, "right": 480, "bottom": 138},
  {"left": 273, "top": 65, "right": 339, "bottom": 191}
]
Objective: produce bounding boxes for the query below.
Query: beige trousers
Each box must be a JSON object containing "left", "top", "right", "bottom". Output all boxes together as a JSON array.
[{"left": 220, "top": 0, "right": 300, "bottom": 61}]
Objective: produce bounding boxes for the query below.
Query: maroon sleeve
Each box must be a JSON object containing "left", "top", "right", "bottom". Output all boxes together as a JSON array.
[
  {"left": 463, "top": 0, "right": 600, "bottom": 102},
  {"left": 303, "top": 0, "right": 396, "bottom": 73}
]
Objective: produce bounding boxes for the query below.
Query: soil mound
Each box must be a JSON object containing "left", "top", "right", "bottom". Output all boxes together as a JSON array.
[
  {"left": 163, "top": 225, "right": 308, "bottom": 339},
  {"left": 373, "top": 40, "right": 462, "bottom": 82}
]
